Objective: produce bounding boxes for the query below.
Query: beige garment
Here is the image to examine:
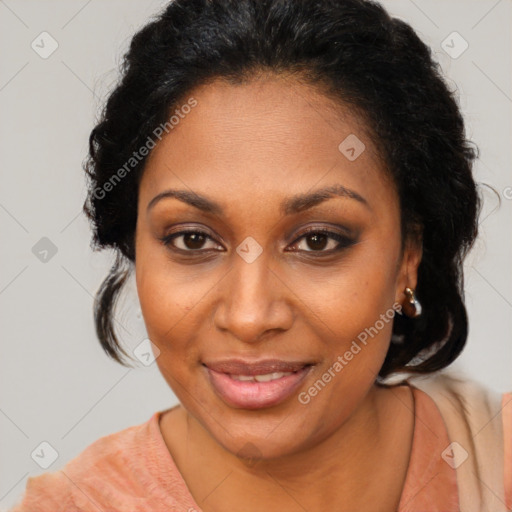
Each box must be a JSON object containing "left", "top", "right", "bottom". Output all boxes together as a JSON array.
[{"left": 406, "top": 369, "right": 510, "bottom": 512}]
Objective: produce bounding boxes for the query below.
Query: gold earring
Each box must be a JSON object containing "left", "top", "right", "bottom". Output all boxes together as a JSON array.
[{"left": 404, "top": 287, "right": 422, "bottom": 318}]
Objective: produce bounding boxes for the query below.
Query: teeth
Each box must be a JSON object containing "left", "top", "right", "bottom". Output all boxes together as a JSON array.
[
  {"left": 233, "top": 375, "right": 256, "bottom": 382},
  {"left": 255, "top": 372, "right": 293, "bottom": 382},
  {"left": 230, "top": 371, "right": 294, "bottom": 382}
]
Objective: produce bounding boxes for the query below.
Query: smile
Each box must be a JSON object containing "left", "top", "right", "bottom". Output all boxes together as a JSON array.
[
  {"left": 203, "top": 360, "right": 313, "bottom": 410},
  {"left": 230, "top": 371, "right": 294, "bottom": 382}
]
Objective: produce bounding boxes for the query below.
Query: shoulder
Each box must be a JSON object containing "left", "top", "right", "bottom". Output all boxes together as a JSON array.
[
  {"left": 405, "top": 369, "right": 510, "bottom": 445},
  {"left": 9, "top": 413, "right": 165, "bottom": 512},
  {"left": 9, "top": 471, "right": 74, "bottom": 512},
  {"left": 406, "top": 369, "right": 512, "bottom": 511}
]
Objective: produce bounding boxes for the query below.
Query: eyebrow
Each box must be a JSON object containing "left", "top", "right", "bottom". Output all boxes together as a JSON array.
[{"left": 146, "top": 184, "right": 369, "bottom": 216}]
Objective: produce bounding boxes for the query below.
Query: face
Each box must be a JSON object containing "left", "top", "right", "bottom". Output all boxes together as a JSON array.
[{"left": 135, "top": 75, "right": 421, "bottom": 460}]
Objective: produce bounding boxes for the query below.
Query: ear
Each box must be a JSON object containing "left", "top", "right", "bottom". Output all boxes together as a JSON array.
[{"left": 394, "top": 226, "right": 423, "bottom": 305}]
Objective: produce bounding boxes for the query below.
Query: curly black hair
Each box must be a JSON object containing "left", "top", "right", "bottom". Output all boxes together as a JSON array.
[{"left": 83, "top": 0, "right": 482, "bottom": 379}]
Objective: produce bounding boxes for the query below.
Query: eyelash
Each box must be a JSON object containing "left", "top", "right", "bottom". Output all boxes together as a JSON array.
[{"left": 158, "top": 226, "right": 356, "bottom": 256}]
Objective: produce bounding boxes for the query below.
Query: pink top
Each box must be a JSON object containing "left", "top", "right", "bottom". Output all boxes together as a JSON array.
[{"left": 9, "top": 386, "right": 512, "bottom": 512}]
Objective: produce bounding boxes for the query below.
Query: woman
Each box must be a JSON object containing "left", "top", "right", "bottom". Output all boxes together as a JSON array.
[{"left": 11, "top": 0, "right": 511, "bottom": 510}]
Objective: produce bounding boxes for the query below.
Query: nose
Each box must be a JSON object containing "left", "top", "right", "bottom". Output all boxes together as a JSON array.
[{"left": 213, "top": 251, "right": 294, "bottom": 344}]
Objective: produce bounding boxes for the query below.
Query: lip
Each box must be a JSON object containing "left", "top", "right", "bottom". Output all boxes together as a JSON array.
[
  {"left": 203, "top": 359, "right": 314, "bottom": 410},
  {"left": 204, "top": 358, "right": 311, "bottom": 376}
]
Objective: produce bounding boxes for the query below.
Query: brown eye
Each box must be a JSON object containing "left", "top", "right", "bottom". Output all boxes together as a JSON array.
[
  {"left": 303, "top": 233, "right": 329, "bottom": 251},
  {"left": 159, "top": 230, "right": 221, "bottom": 252},
  {"left": 181, "top": 232, "right": 207, "bottom": 250},
  {"left": 289, "top": 228, "right": 356, "bottom": 254}
]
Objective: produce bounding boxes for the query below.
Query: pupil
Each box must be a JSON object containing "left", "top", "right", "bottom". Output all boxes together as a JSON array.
[
  {"left": 307, "top": 233, "right": 327, "bottom": 251},
  {"left": 185, "top": 233, "right": 205, "bottom": 249}
]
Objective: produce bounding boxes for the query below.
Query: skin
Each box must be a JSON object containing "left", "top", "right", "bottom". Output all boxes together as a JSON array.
[{"left": 135, "top": 73, "right": 423, "bottom": 511}]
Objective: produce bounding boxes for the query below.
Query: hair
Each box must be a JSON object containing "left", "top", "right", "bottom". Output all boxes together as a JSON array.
[{"left": 83, "top": 0, "right": 482, "bottom": 379}]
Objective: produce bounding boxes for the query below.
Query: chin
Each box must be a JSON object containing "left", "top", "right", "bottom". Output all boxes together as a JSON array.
[{"left": 190, "top": 393, "right": 331, "bottom": 462}]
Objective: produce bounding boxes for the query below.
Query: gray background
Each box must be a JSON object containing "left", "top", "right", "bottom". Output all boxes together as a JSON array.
[{"left": 1, "top": 0, "right": 510, "bottom": 509}]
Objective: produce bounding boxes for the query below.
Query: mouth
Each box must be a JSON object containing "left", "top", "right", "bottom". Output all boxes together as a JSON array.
[{"left": 203, "top": 359, "right": 314, "bottom": 410}]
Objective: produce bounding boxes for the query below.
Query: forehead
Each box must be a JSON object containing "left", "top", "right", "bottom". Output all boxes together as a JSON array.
[{"left": 140, "top": 75, "right": 393, "bottom": 214}]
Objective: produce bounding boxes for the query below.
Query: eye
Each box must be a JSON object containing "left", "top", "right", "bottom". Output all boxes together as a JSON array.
[
  {"left": 159, "top": 229, "right": 222, "bottom": 252},
  {"left": 288, "top": 227, "right": 356, "bottom": 254},
  {"left": 159, "top": 226, "right": 356, "bottom": 256}
]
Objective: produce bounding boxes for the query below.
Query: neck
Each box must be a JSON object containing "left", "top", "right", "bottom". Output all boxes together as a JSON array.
[{"left": 167, "top": 383, "right": 413, "bottom": 512}]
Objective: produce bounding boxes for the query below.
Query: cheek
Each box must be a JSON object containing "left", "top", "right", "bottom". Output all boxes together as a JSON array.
[
  {"left": 136, "top": 267, "right": 197, "bottom": 354},
  {"left": 291, "top": 243, "right": 399, "bottom": 343},
  {"left": 135, "top": 226, "right": 206, "bottom": 342},
  {"left": 295, "top": 282, "right": 397, "bottom": 432},
  {"left": 136, "top": 264, "right": 203, "bottom": 397},
  {"left": 135, "top": 234, "right": 192, "bottom": 360},
  {"left": 289, "top": 237, "right": 400, "bottom": 394}
]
